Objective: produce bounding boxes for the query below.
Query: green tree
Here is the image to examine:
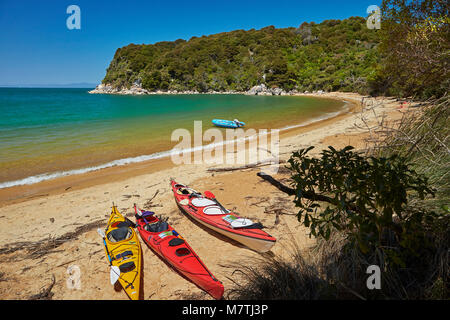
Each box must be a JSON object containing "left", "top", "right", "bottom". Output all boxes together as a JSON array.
[
  {"left": 288, "top": 146, "right": 438, "bottom": 265},
  {"left": 101, "top": 17, "right": 381, "bottom": 93}
]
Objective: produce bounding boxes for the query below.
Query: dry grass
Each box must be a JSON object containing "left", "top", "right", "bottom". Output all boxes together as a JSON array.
[
  {"left": 224, "top": 242, "right": 334, "bottom": 300},
  {"left": 359, "top": 95, "right": 450, "bottom": 210}
]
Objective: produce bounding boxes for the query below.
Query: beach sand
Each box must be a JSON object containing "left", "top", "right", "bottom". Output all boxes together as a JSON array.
[{"left": 0, "top": 92, "right": 410, "bottom": 300}]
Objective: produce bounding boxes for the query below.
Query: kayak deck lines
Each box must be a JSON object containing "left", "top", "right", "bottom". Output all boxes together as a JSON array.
[
  {"left": 99, "top": 205, "right": 142, "bottom": 300},
  {"left": 97, "top": 177, "right": 278, "bottom": 299},
  {"left": 134, "top": 204, "right": 224, "bottom": 300},
  {"left": 171, "top": 180, "right": 276, "bottom": 253}
]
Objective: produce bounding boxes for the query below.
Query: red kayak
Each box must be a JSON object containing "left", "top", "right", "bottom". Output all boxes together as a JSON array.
[
  {"left": 133, "top": 204, "right": 224, "bottom": 300},
  {"left": 171, "top": 180, "right": 276, "bottom": 253}
]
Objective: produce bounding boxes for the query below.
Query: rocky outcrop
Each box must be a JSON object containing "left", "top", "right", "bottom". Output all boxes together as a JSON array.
[
  {"left": 89, "top": 83, "right": 315, "bottom": 96},
  {"left": 88, "top": 83, "right": 243, "bottom": 95},
  {"left": 245, "top": 84, "right": 287, "bottom": 96},
  {"left": 119, "top": 86, "right": 149, "bottom": 95},
  {"left": 89, "top": 83, "right": 149, "bottom": 95},
  {"left": 88, "top": 83, "right": 116, "bottom": 94}
]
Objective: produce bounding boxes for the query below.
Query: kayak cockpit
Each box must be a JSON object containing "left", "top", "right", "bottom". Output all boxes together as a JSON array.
[{"left": 107, "top": 227, "right": 133, "bottom": 243}]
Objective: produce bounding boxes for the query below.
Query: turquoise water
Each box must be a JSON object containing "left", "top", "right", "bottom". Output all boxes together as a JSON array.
[{"left": 0, "top": 88, "right": 346, "bottom": 187}]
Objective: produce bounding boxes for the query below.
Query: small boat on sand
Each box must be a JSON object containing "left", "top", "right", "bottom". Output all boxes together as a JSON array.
[{"left": 212, "top": 119, "right": 245, "bottom": 128}]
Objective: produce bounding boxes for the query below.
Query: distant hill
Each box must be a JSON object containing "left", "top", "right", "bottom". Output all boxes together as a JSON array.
[{"left": 100, "top": 16, "right": 380, "bottom": 94}]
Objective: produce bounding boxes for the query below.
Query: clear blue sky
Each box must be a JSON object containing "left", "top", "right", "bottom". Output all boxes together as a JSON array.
[{"left": 0, "top": 0, "right": 381, "bottom": 86}]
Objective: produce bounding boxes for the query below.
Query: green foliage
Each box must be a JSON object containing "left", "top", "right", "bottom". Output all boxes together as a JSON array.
[
  {"left": 101, "top": 4, "right": 447, "bottom": 99},
  {"left": 287, "top": 146, "right": 439, "bottom": 264},
  {"left": 370, "top": 0, "right": 449, "bottom": 98},
  {"left": 101, "top": 17, "right": 380, "bottom": 93}
]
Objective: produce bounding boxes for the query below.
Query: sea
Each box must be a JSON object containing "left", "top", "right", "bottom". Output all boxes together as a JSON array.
[{"left": 0, "top": 88, "right": 347, "bottom": 188}]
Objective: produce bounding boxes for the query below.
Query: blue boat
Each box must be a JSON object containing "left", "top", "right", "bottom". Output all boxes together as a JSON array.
[{"left": 212, "top": 119, "right": 245, "bottom": 129}]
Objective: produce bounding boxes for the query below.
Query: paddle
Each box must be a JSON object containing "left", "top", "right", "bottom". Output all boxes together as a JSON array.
[
  {"left": 97, "top": 228, "right": 121, "bottom": 285},
  {"left": 204, "top": 191, "right": 229, "bottom": 214},
  {"left": 110, "top": 266, "right": 121, "bottom": 285}
]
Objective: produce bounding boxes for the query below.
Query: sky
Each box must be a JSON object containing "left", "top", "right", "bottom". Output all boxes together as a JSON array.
[{"left": 0, "top": 0, "right": 381, "bottom": 86}]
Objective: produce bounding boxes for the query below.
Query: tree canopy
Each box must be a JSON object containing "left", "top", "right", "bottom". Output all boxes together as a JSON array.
[
  {"left": 102, "top": 17, "right": 381, "bottom": 94},
  {"left": 370, "top": 0, "right": 449, "bottom": 98}
]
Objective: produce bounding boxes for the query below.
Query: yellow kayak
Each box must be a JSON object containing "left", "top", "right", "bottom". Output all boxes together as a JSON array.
[{"left": 100, "top": 205, "right": 142, "bottom": 300}]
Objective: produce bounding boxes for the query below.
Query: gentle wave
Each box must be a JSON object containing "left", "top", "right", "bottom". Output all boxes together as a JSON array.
[
  {"left": 279, "top": 109, "right": 346, "bottom": 131},
  {"left": 0, "top": 106, "right": 348, "bottom": 189}
]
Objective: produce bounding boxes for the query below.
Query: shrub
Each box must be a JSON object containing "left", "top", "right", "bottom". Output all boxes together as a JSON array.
[{"left": 287, "top": 146, "right": 438, "bottom": 266}]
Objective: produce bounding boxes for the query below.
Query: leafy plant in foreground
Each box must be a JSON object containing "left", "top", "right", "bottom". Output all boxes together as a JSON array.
[{"left": 287, "top": 146, "right": 438, "bottom": 265}]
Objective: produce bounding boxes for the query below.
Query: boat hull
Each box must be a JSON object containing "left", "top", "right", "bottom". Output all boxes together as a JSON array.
[
  {"left": 171, "top": 181, "right": 276, "bottom": 253},
  {"left": 102, "top": 206, "right": 142, "bottom": 300},
  {"left": 135, "top": 208, "right": 224, "bottom": 300},
  {"left": 212, "top": 119, "right": 245, "bottom": 128}
]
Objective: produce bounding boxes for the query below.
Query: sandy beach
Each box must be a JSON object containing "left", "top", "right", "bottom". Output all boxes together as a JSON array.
[{"left": 0, "top": 92, "right": 409, "bottom": 300}]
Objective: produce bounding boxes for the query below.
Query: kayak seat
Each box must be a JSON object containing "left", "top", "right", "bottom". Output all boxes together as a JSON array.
[
  {"left": 168, "top": 238, "right": 185, "bottom": 247},
  {"left": 119, "top": 261, "right": 136, "bottom": 273},
  {"left": 107, "top": 227, "right": 133, "bottom": 243},
  {"left": 188, "top": 192, "right": 202, "bottom": 199},
  {"left": 144, "top": 221, "right": 169, "bottom": 233},
  {"left": 175, "top": 247, "right": 190, "bottom": 257},
  {"left": 176, "top": 187, "right": 190, "bottom": 195}
]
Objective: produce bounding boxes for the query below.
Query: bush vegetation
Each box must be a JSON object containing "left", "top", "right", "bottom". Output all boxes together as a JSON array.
[{"left": 228, "top": 127, "right": 448, "bottom": 300}]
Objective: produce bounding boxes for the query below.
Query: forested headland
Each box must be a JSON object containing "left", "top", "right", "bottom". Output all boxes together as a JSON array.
[
  {"left": 100, "top": 0, "right": 447, "bottom": 101},
  {"left": 101, "top": 16, "right": 381, "bottom": 95}
]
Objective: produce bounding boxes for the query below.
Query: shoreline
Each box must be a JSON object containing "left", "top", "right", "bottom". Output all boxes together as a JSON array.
[
  {"left": 0, "top": 94, "right": 354, "bottom": 206},
  {"left": 88, "top": 83, "right": 324, "bottom": 96}
]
